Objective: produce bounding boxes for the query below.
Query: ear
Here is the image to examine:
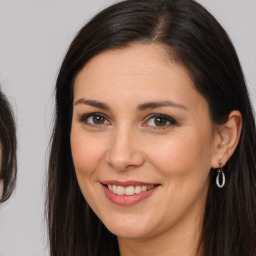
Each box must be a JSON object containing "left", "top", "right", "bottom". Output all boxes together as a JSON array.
[{"left": 211, "top": 110, "right": 242, "bottom": 168}]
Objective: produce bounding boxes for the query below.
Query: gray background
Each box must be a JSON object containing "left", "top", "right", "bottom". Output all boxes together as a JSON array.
[{"left": 0, "top": 1, "right": 255, "bottom": 255}]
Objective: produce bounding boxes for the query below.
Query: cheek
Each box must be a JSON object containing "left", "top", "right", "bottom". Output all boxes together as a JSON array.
[
  {"left": 70, "top": 129, "right": 104, "bottom": 177},
  {"left": 146, "top": 130, "right": 214, "bottom": 179}
]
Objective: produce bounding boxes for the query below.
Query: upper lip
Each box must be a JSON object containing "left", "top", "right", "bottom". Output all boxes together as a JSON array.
[{"left": 101, "top": 180, "right": 159, "bottom": 186}]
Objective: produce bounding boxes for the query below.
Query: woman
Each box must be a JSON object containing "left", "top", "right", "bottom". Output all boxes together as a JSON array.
[
  {"left": 47, "top": 0, "right": 256, "bottom": 255},
  {"left": 0, "top": 88, "right": 17, "bottom": 203}
]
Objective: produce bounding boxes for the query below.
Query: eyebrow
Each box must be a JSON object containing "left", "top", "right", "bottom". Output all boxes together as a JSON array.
[
  {"left": 137, "top": 101, "right": 187, "bottom": 111},
  {"left": 74, "top": 99, "right": 110, "bottom": 110},
  {"left": 74, "top": 98, "right": 187, "bottom": 111}
]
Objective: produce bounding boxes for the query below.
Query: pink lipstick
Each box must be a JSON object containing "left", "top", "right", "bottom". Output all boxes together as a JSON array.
[{"left": 101, "top": 180, "right": 159, "bottom": 206}]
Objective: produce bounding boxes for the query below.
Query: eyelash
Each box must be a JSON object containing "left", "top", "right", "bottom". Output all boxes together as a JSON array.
[
  {"left": 79, "top": 112, "right": 178, "bottom": 128},
  {"left": 79, "top": 112, "right": 110, "bottom": 126},
  {"left": 143, "top": 114, "right": 178, "bottom": 128}
]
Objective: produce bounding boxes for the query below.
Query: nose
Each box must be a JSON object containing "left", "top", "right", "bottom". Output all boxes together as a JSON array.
[{"left": 105, "top": 127, "right": 145, "bottom": 171}]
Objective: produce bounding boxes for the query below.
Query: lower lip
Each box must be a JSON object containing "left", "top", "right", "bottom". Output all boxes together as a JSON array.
[{"left": 102, "top": 185, "right": 158, "bottom": 206}]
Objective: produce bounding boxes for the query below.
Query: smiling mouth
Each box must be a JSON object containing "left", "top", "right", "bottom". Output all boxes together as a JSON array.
[
  {"left": 106, "top": 184, "right": 158, "bottom": 196},
  {"left": 101, "top": 181, "right": 160, "bottom": 206}
]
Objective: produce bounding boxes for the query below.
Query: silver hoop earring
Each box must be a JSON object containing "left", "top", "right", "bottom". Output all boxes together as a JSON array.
[{"left": 216, "top": 161, "right": 225, "bottom": 188}]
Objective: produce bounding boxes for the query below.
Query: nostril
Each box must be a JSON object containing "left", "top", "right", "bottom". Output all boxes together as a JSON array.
[{"left": 105, "top": 149, "right": 145, "bottom": 171}]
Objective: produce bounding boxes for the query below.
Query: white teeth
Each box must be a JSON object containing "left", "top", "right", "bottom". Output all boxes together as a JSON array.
[
  {"left": 116, "top": 186, "right": 125, "bottom": 195},
  {"left": 113, "top": 185, "right": 117, "bottom": 194},
  {"left": 134, "top": 186, "right": 142, "bottom": 194},
  {"left": 142, "top": 185, "right": 147, "bottom": 192},
  {"left": 125, "top": 186, "right": 134, "bottom": 195},
  {"left": 107, "top": 184, "right": 155, "bottom": 195}
]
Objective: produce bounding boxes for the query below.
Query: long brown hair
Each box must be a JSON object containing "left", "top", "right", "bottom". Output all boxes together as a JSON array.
[
  {"left": 0, "top": 88, "right": 17, "bottom": 202},
  {"left": 47, "top": 0, "right": 256, "bottom": 255}
]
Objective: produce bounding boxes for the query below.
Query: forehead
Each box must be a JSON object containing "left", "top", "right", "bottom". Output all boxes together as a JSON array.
[
  {"left": 73, "top": 44, "right": 206, "bottom": 112},
  {"left": 75, "top": 44, "right": 192, "bottom": 89}
]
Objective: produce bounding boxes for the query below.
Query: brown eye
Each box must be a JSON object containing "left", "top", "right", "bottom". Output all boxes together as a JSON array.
[
  {"left": 92, "top": 115, "right": 105, "bottom": 124},
  {"left": 154, "top": 117, "right": 168, "bottom": 126},
  {"left": 144, "top": 114, "right": 177, "bottom": 128},
  {"left": 80, "top": 113, "right": 110, "bottom": 125}
]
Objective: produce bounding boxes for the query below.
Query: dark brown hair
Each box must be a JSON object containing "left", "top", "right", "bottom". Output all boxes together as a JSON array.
[
  {"left": 0, "top": 88, "right": 17, "bottom": 202},
  {"left": 47, "top": 0, "right": 256, "bottom": 255}
]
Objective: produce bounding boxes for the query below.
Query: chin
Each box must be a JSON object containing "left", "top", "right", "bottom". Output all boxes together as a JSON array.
[
  {"left": 108, "top": 225, "right": 150, "bottom": 239},
  {"left": 101, "top": 214, "right": 154, "bottom": 239}
]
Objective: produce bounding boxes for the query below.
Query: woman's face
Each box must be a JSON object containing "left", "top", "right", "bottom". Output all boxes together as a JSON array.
[{"left": 71, "top": 44, "right": 219, "bottom": 240}]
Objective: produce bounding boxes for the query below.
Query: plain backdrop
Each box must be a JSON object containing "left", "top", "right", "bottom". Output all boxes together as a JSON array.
[{"left": 0, "top": 1, "right": 255, "bottom": 255}]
